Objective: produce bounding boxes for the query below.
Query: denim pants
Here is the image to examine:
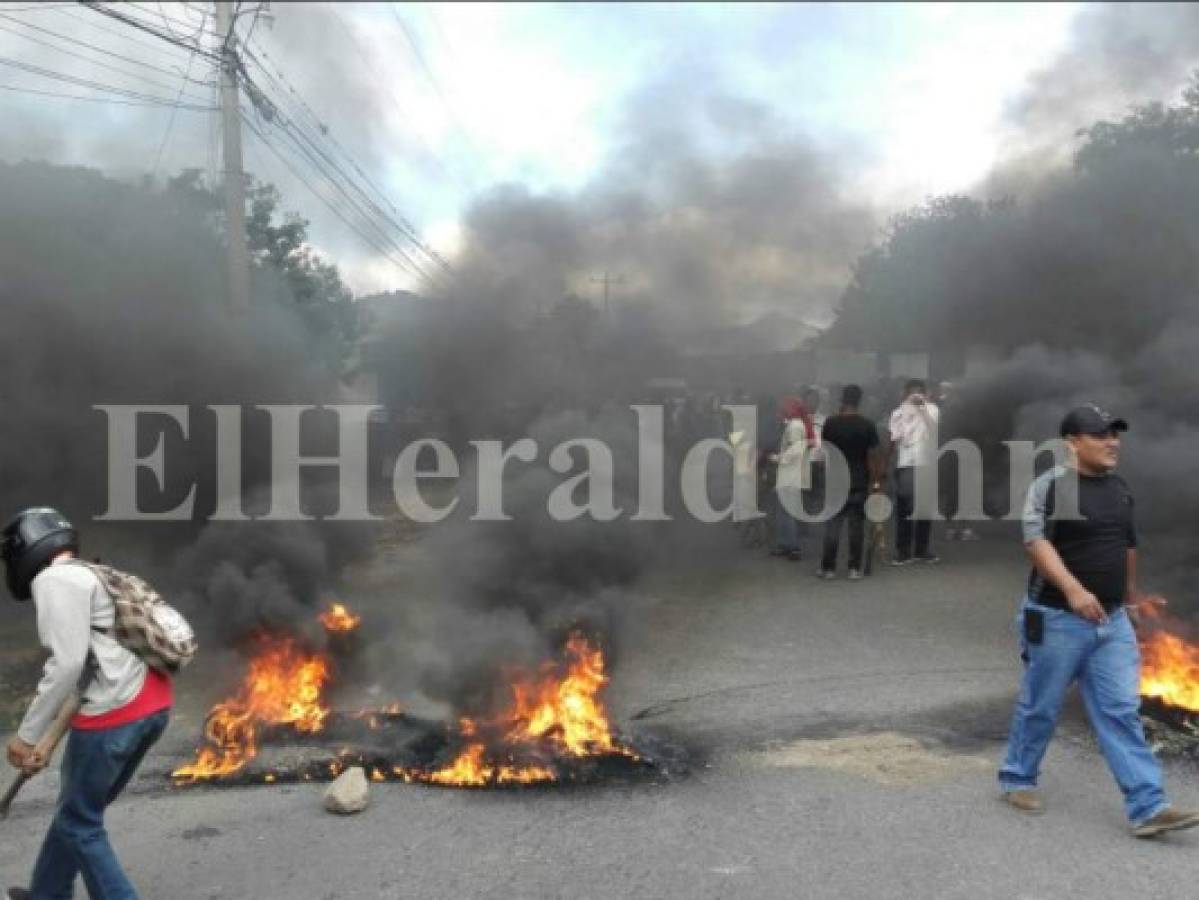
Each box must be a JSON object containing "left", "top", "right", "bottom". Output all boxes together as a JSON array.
[
  {"left": 893, "top": 467, "right": 931, "bottom": 560},
  {"left": 30, "top": 710, "right": 169, "bottom": 900},
  {"left": 774, "top": 488, "right": 802, "bottom": 552},
  {"left": 821, "top": 489, "right": 867, "bottom": 571},
  {"left": 998, "top": 601, "right": 1166, "bottom": 825}
]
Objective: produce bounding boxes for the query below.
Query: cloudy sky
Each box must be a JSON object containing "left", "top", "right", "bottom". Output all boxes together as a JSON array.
[{"left": 1, "top": 2, "right": 1195, "bottom": 302}]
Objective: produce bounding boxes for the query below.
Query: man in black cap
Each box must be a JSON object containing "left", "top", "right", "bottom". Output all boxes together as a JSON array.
[{"left": 998, "top": 405, "right": 1199, "bottom": 837}]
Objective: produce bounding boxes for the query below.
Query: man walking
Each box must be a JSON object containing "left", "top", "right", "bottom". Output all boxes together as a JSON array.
[
  {"left": 887, "top": 378, "right": 939, "bottom": 564},
  {"left": 4, "top": 508, "right": 173, "bottom": 899},
  {"left": 998, "top": 406, "right": 1199, "bottom": 837},
  {"left": 818, "top": 385, "right": 880, "bottom": 580}
]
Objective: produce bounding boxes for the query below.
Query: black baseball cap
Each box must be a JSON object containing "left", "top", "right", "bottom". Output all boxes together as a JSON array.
[{"left": 1060, "top": 404, "right": 1128, "bottom": 437}]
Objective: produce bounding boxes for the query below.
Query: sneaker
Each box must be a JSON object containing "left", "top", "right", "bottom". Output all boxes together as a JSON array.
[
  {"left": 913, "top": 554, "right": 940, "bottom": 564},
  {"left": 787, "top": 550, "right": 803, "bottom": 562},
  {"left": 890, "top": 556, "right": 912, "bottom": 567},
  {"left": 847, "top": 569, "right": 863, "bottom": 581},
  {"left": 7, "top": 889, "right": 31, "bottom": 900},
  {"left": 1002, "top": 789, "right": 1043, "bottom": 814},
  {"left": 817, "top": 569, "right": 836, "bottom": 580},
  {"left": 1132, "top": 807, "right": 1199, "bottom": 838}
]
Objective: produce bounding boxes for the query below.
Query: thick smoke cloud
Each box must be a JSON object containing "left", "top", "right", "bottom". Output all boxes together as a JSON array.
[
  {"left": 991, "top": 3, "right": 1199, "bottom": 193},
  {"left": 0, "top": 161, "right": 372, "bottom": 642},
  {"left": 830, "top": 45, "right": 1199, "bottom": 612}
]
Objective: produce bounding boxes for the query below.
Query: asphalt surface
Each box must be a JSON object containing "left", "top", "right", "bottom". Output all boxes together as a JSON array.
[{"left": 3, "top": 532, "right": 1198, "bottom": 899}]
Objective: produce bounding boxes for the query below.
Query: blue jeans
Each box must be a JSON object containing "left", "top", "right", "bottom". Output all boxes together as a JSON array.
[
  {"left": 998, "top": 601, "right": 1166, "bottom": 825},
  {"left": 774, "top": 489, "right": 802, "bottom": 552},
  {"left": 30, "top": 710, "right": 169, "bottom": 900}
]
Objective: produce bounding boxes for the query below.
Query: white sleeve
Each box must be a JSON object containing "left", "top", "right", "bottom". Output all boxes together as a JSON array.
[{"left": 16, "top": 568, "right": 93, "bottom": 745}]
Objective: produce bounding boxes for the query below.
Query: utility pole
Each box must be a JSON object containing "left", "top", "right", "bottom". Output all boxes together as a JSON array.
[
  {"left": 216, "top": 1, "right": 251, "bottom": 315},
  {"left": 589, "top": 271, "right": 625, "bottom": 319}
]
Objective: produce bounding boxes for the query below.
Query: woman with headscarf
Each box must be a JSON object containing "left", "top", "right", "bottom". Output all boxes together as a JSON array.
[{"left": 771, "top": 396, "right": 816, "bottom": 560}]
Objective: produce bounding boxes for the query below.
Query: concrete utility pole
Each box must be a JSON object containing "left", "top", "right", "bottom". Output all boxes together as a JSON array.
[
  {"left": 590, "top": 271, "right": 626, "bottom": 319},
  {"left": 216, "top": 0, "right": 251, "bottom": 315}
]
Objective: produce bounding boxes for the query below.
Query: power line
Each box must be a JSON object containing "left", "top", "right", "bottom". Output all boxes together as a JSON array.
[
  {"left": 389, "top": 4, "right": 484, "bottom": 168},
  {"left": 0, "top": 80, "right": 215, "bottom": 109},
  {"left": 124, "top": 1, "right": 220, "bottom": 40},
  {"left": 77, "top": 2, "right": 223, "bottom": 63},
  {"left": 0, "top": 15, "right": 215, "bottom": 102},
  {"left": 240, "top": 108, "right": 431, "bottom": 282},
  {"left": 239, "top": 36, "right": 450, "bottom": 271},
  {"left": 153, "top": 38, "right": 200, "bottom": 175},
  {"left": 0, "top": 10, "right": 213, "bottom": 84},
  {"left": 0, "top": 53, "right": 215, "bottom": 107},
  {"left": 54, "top": 5, "right": 203, "bottom": 64}
]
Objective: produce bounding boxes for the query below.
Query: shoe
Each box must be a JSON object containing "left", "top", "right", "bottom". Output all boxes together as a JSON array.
[
  {"left": 7, "top": 889, "right": 31, "bottom": 900},
  {"left": 817, "top": 569, "right": 836, "bottom": 580},
  {"left": 913, "top": 554, "right": 940, "bottom": 564},
  {"left": 847, "top": 569, "right": 863, "bottom": 581},
  {"left": 890, "top": 557, "right": 912, "bottom": 567},
  {"left": 787, "top": 550, "right": 803, "bottom": 562},
  {"left": 1002, "top": 789, "right": 1043, "bottom": 814},
  {"left": 1132, "top": 807, "right": 1199, "bottom": 838}
]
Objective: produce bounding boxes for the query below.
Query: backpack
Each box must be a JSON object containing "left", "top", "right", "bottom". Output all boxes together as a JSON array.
[{"left": 71, "top": 560, "right": 197, "bottom": 674}]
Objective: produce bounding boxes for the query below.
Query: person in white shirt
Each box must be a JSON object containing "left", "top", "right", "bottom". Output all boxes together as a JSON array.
[
  {"left": 886, "top": 379, "right": 940, "bottom": 564},
  {"left": 3, "top": 508, "right": 172, "bottom": 900}
]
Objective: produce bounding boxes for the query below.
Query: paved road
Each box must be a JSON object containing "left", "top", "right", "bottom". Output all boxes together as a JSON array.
[{"left": 3, "top": 536, "right": 1197, "bottom": 899}]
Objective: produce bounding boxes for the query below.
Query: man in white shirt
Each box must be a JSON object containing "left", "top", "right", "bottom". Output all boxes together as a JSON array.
[
  {"left": 886, "top": 379, "right": 940, "bottom": 564},
  {"left": 3, "top": 508, "right": 172, "bottom": 900}
]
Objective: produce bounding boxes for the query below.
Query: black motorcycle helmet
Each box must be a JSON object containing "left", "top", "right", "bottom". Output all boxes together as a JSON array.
[{"left": 1, "top": 508, "right": 79, "bottom": 601}]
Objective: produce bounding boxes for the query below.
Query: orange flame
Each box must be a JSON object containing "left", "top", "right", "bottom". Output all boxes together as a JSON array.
[
  {"left": 1138, "top": 597, "right": 1199, "bottom": 713},
  {"left": 172, "top": 635, "right": 332, "bottom": 781},
  {"left": 414, "top": 632, "right": 633, "bottom": 787},
  {"left": 319, "top": 602, "right": 362, "bottom": 633}
]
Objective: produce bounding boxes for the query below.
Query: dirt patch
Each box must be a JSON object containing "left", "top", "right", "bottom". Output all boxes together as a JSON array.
[{"left": 749, "top": 730, "right": 993, "bottom": 787}]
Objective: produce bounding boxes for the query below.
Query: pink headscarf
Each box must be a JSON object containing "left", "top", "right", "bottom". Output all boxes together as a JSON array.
[{"left": 778, "top": 397, "right": 816, "bottom": 444}]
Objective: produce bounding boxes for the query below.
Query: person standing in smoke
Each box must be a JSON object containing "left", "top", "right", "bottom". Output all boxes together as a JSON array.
[
  {"left": 800, "top": 386, "right": 827, "bottom": 526},
  {"left": 770, "top": 397, "right": 816, "bottom": 561},
  {"left": 885, "top": 378, "right": 940, "bottom": 565},
  {"left": 3, "top": 508, "right": 173, "bottom": 900},
  {"left": 998, "top": 407, "right": 1199, "bottom": 837},
  {"left": 818, "top": 385, "right": 881, "bottom": 580}
]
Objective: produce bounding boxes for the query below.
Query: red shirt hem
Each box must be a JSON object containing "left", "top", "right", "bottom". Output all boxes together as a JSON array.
[{"left": 72, "top": 667, "right": 174, "bottom": 730}]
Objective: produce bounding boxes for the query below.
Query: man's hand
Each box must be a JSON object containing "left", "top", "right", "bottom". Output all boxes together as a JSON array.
[
  {"left": 1065, "top": 586, "right": 1107, "bottom": 624},
  {"left": 6, "top": 737, "right": 42, "bottom": 773}
]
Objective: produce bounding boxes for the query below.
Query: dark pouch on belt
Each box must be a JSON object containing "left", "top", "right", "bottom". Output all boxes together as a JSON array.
[{"left": 1024, "top": 608, "right": 1044, "bottom": 645}]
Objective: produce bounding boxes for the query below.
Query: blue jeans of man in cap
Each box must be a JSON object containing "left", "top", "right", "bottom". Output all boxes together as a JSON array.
[
  {"left": 998, "top": 600, "right": 1166, "bottom": 825},
  {"left": 29, "top": 710, "right": 169, "bottom": 900}
]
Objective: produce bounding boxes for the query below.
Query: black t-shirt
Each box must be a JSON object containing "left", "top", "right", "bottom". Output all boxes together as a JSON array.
[
  {"left": 821, "top": 412, "right": 879, "bottom": 492},
  {"left": 1026, "top": 470, "right": 1137, "bottom": 612}
]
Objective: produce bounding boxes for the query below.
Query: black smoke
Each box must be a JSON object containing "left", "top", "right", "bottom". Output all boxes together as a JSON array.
[{"left": 0, "top": 161, "right": 373, "bottom": 643}]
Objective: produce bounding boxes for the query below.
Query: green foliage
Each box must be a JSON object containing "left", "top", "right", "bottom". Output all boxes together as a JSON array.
[
  {"left": 165, "top": 170, "right": 359, "bottom": 372},
  {"left": 826, "top": 71, "right": 1199, "bottom": 356}
]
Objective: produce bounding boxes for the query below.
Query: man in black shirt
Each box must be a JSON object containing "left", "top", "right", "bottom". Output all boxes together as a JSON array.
[
  {"left": 998, "top": 404, "right": 1199, "bottom": 837},
  {"left": 818, "top": 385, "right": 880, "bottom": 580}
]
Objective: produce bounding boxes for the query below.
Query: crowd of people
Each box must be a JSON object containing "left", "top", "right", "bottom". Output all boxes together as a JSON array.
[{"left": 741, "top": 376, "right": 966, "bottom": 578}]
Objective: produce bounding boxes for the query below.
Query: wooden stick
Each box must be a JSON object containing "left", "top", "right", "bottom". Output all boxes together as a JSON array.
[{"left": 1, "top": 690, "right": 80, "bottom": 819}]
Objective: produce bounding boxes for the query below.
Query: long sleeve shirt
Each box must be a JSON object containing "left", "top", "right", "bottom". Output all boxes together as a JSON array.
[{"left": 16, "top": 558, "right": 147, "bottom": 745}]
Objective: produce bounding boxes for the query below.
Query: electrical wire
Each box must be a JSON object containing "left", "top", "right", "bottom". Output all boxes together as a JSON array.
[
  {"left": 240, "top": 108, "right": 432, "bottom": 282},
  {"left": 0, "top": 79, "right": 214, "bottom": 109},
  {"left": 0, "top": 52, "right": 213, "bottom": 106},
  {"left": 239, "top": 38, "right": 450, "bottom": 271},
  {"left": 152, "top": 39, "right": 200, "bottom": 175},
  {"left": 77, "top": 2, "right": 223, "bottom": 63},
  {"left": 0, "top": 10, "right": 212, "bottom": 82},
  {"left": 0, "top": 16, "right": 215, "bottom": 101}
]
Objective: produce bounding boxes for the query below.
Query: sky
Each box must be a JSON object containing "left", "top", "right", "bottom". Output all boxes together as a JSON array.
[{"left": 0, "top": 2, "right": 1188, "bottom": 300}]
